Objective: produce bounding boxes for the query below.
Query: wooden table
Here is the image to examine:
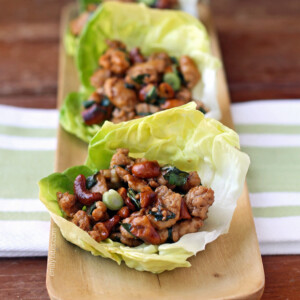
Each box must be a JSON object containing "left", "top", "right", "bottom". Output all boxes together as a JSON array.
[{"left": 0, "top": 0, "right": 299, "bottom": 299}]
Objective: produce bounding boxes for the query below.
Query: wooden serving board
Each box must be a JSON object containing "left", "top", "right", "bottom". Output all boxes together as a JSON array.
[{"left": 47, "top": 3, "right": 265, "bottom": 299}]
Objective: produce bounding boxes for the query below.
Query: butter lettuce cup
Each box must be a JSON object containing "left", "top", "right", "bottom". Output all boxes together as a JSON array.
[
  {"left": 40, "top": 103, "right": 250, "bottom": 273},
  {"left": 65, "top": 0, "right": 201, "bottom": 56},
  {"left": 60, "top": 2, "right": 221, "bottom": 143}
]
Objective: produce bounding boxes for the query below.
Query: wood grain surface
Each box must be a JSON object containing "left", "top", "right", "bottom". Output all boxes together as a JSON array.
[{"left": 1, "top": 0, "right": 300, "bottom": 299}]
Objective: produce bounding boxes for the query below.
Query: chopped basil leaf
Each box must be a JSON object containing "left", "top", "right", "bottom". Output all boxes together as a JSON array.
[
  {"left": 149, "top": 209, "right": 176, "bottom": 221},
  {"left": 131, "top": 74, "right": 150, "bottom": 85},
  {"left": 101, "top": 97, "right": 111, "bottom": 107},
  {"left": 82, "top": 206, "right": 87, "bottom": 212},
  {"left": 87, "top": 202, "right": 97, "bottom": 215},
  {"left": 83, "top": 100, "right": 96, "bottom": 109},
  {"left": 162, "top": 166, "right": 189, "bottom": 186},
  {"left": 145, "top": 86, "right": 158, "bottom": 104},
  {"left": 121, "top": 223, "right": 137, "bottom": 239},
  {"left": 176, "top": 68, "right": 186, "bottom": 86},
  {"left": 111, "top": 235, "right": 121, "bottom": 243},
  {"left": 127, "top": 188, "right": 141, "bottom": 209},
  {"left": 121, "top": 223, "right": 132, "bottom": 232},
  {"left": 113, "top": 164, "right": 126, "bottom": 169},
  {"left": 167, "top": 227, "right": 173, "bottom": 243},
  {"left": 198, "top": 107, "right": 207, "bottom": 114},
  {"left": 137, "top": 112, "right": 152, "bottom": 116},
  {"left": 125, "top": 83, "right": 136, "bottom": 89},
  {"left": 138, "top": 0, "right": 156, "bottom": 6},
  {"left": 86, "top": 174, "right": 98, "bottom": 189},
  {"left": 157, "top": 97, "right": 166, "bottom": 105},
  {"left": 170, "top": 56, "right": 179, "bottom": 65}
]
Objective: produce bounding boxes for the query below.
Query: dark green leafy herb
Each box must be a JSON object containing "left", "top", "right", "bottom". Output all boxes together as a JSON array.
[
  {"left": 125, "top": 83, "right": 136, "bottom": 89},
  {"left": 145, "top": 86, "right": 158, "bottom": 104},
  {"left": 87, "top": 202, "right": 97, "bottom": 215},
  {"left": 137, "top": 112, "right": 153, "bottom": 116},
  {"left": 101, "top": 97, "right": 111, "bottom": 107},
  {"left": 138, "top": 0, "right": 156, "bottom": 7},
  {"left": 86, "top": 174, "right": 98, "bottom": 189},
  {"left": 198, "top": 107, "right": 207, "bottom": 114},
  {"left": 121, "top": 223, "right": 137, "bottom": 239},
  {"left": 83, "top": 100, "right": 96, "bottom": 109},
  {"left": 176, "top": 68, "right": 186, "bottom": 86},
  {"left": 162, "top": 166, "right": 189, "bottom": 186},
  {"left": 131, "top": 74, "right": 150, "bottom": 85},
  {"left": 113, "top": 164, "right": 126, "bottom": 169},
  {"left": 127, "top": 189, "right": 141, "bottom": 209},
  {"left": 170, "top": 56, "right": 179, "bottom": 65},
  {"left": 157, "top": 97, "right": 166, "bottom": 105},
  {"left": 167, "top": 227, "right": 173, "bottom": 243},
  {"left": 121, "top": 223, "right": 132, "bottom": 233},
  {"left": 149, "top": 209, "right": 176, "bottom": 221},
  {"left": 111, "top": 235, "right": 121, "bottom": 243}
]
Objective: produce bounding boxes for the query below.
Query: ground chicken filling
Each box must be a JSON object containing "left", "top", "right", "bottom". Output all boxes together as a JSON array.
[
  {"left": 70, "top": 1, "right": 179, "bottom": 37},
  {"left": 57, "top": 149, "right": 214, "bottom": 246},
  {"left": 80, "top": 39, "right": 208, "bottom": 125}
]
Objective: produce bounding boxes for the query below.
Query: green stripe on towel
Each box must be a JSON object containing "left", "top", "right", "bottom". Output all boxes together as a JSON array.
[
  {"left": 0, "top": 125, "right": 57, "bottom": 138},
  {"left": 253, "top": 206, "right": 300, "bottom": 218},
  {"left": 0, "top": 211, "right": 50, "bottom": 221},
  {"left": 236, "top": 124, "right": 300, "bottom": 135},
  {"left": 244, "top": 147, "right": 300, "bottom": 193},
  {"left": 0, "top": 149, "right": 55, "bottom": 199}
]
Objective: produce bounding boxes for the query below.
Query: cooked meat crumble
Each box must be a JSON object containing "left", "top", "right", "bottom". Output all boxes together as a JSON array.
[
  {"left": 80, "top": 40, "right": 208, "bottom": 126},
  {"left": 57, "top": 149, "right": 214, "bottom": 246}
]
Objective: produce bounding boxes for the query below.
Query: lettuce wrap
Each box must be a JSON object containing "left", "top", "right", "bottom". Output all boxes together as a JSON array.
[
  {"left": 65, "top": 0, "right": 201, "bottom": 56},
  {"left": 60, "top": 2, "right": 221, "bottom": 142},
  {"left": 40, "top": 103, "right": 250, "bottom": 273}
]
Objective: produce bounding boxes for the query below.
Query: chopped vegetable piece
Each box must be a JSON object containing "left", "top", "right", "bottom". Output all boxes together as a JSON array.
[
  {"left": 137, "top": 112, "right": 152, "bottom": 116},
  {"left": 86, "top": 174, "right": 98, "bottom": 189},
  {"left": 170, "top": 56, "right": 179, "bottom": 65},
  {"left": 87, "top": 202, "right": 97, "bottom": 215},
  {"left": 127, "top": 189, "right": 141, "bottom": 209},
  {"left": 125, "top": 83, "right": 135, "bottom": 89},
  {"left": 199, "top": 107, "right": 207, "bottom": 114},
  {"left": 149, "top": 208, "right": 176, "bottom": 221},
  {"left": 145, "top": 86, "right": 158, "bottom": 104},
  {"left": 131, "top": 74, "right": 150, "bottom": 85},
  {"left": 82, "top": 205, "right": 87, "bottom": 212},
  {"left": 121, "top": 223, "right": 137, "bottom": 238},
  {"left": 138, "top": 0, "right": 156, "bottom": 6},
  {"left": 163, "top": 72, "right": 181, "bottom": 91},
  {"left": 83, "top": 100, "right": 96, "bottom": 109},
  {"left": 101, "top": 97, "right": 111, "bottom": 107},
  {"left": 167, "top": 227, "right": 173, "bottom": 243},
  {"left": 162, "top": 166, "right": 189, "bottom": 186},
  {"left": 103, "top": 189, "right": 124, "bottom": 210}
]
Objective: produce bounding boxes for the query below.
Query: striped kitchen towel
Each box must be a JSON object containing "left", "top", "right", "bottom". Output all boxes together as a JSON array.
[
  {"left": 0, "top": 105, "right": 57, "bottom": 257},
  {"left": 0, "top": 101, "right": 299, "bottom": 257},
  {"left": 232, "top": 100, "right": 300, "bottom": 254}
]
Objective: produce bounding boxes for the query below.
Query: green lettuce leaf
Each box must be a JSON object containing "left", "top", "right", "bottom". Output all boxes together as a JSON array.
[
  {"left": 78, "top": 0, "right": 101, "bottom": 12},
  {"left": 59, "top": 92, "right": 100, "bottom": 143},
  {"left": 60, "top": 2, "right": 221, "bottom": 142},
  {"left": 68, "top": 0, "right": 200, "bottom": 55},
  {"left": 64, "top": 27, "right": 79, "bottom": 57},
  {"left": 40, "top": 103, "right": 250, "bottom": 273},
  {"left": 77, "top": 2, "right": 220, "bottom": 93}
]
